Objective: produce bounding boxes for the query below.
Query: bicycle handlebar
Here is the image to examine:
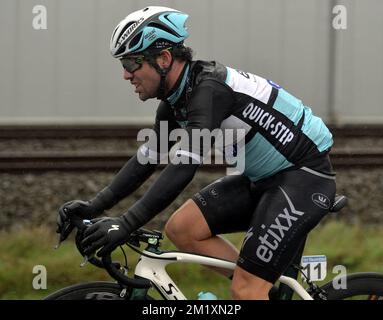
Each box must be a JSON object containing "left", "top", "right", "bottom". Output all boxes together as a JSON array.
[{"left": 68, "top": 217, "right": 152, "bottom": 289}]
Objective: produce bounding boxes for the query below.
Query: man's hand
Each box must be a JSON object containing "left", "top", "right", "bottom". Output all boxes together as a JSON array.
[
  {"left": 56, "top": 200, "right": 104, "bottom": 241},
  {"left": 81, "top": 216, "right": 131, "bottom": 257}
]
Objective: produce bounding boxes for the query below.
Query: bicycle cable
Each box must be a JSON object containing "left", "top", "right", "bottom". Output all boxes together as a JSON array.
[
  {"left": 119, "top": 245, "right": 128, "bottom": 269},
  {"left": 292, "top": 264, "right": 327, "bottom": 300}
]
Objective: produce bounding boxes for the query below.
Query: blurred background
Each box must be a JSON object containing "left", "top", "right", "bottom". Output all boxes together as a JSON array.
[
  {"left": 1, "top": 0, "right": 383, "bottom": 123},
  {"left": 0, "top": 0, "right": 382, "bottom": 299}
]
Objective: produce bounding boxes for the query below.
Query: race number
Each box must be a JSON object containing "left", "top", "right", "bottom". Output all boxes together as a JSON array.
[{"left": 301, "top": 255, "right": 327, "bottom": 281}]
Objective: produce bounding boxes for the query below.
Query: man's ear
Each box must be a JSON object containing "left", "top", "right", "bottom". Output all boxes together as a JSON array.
[{"left": 156, "top": 50, "right": 173, "bottom": 69}]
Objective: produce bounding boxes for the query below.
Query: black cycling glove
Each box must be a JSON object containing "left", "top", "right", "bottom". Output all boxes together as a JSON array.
[
  {"left": 81, "top": 216, "right": 132, "bottom": 257},
  {"left": 56, "top": 187, "right": 117, "bottom": 241}
]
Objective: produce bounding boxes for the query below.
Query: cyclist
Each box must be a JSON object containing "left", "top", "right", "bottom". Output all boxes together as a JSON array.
[{"left": 57, "top": 6, "right": 336, "bottom": 300}]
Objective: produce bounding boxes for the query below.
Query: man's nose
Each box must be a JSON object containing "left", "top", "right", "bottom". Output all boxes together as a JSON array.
[{"left": 123, "top": 69, "right": 133, "bottom": 80}]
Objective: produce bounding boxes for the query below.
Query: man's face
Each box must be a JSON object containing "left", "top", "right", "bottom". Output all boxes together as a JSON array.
[{"left": 121, "top": 56, "right": 161, "bottom": 101}]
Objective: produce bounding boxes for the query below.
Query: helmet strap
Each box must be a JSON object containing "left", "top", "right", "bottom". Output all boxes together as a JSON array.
[{"left": 145, "top": 53, "right": 175, "bottom": 100}]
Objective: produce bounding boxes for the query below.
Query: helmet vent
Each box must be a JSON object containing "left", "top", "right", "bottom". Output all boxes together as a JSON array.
[
  {"left": 116, "top": 22, "right": 135, "bottom": 45},
  {"left": 111, "top": 27, "right": 119, "bottom": 43},
  {"left": 147, "top": 22, "right": 179, "bottom": 37},
  {"left": 128, "top": 31, "right": 143, "bottom": 49},
  {"left": 115, "top": 45, "right": 126, "bottom": 56}
]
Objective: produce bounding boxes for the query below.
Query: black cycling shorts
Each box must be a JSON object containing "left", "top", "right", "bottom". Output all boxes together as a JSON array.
[{"left": 191, "top": 167, "right": 336, "bottom": 283}]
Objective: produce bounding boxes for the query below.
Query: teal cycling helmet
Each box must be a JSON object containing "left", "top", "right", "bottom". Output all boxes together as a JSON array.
[{"left": 110, "top": 6, "right": 189, "bottom": 58}]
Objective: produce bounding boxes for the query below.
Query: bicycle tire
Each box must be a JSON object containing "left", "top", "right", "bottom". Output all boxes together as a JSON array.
[
  {"left": 44, "top": 281, "right": 154, "bottom": 300},
  {"left": 320, "top": 272, "right": 383, "bottom": 300}
]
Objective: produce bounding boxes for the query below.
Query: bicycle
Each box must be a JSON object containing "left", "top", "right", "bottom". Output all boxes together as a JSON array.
[{"left": 45, "top": 195, "right": 383, "bottom": 300}]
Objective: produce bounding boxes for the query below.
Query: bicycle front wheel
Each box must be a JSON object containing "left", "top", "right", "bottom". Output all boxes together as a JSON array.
[
  {"left": 44, "top": 281, "right": 154, "bottom": 300},
  {"left": 320, "top": 272, "right": 383, "bottom": 300}
]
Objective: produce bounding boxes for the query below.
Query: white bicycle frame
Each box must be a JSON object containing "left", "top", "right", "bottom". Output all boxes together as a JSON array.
[{"left": 133, "top": 248, "right": 313, "bottom": 300}]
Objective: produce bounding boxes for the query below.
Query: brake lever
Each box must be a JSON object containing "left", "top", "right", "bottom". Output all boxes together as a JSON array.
[
  {"left": 54, "top": 220, "right": 72, "bottom": 249},
  {"left": 54, "top": 207, "right": 76, "bottom": 249},
  {"left": 80, "top": 255, "right": 92, "bottom": 267},
  {"left": 54, "top": 238, "right": 62, "bottom": 250}
]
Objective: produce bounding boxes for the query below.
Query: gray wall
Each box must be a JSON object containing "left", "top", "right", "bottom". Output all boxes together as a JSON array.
[{"left": 0, "top": 0, "right": 382, "bottom": 125}]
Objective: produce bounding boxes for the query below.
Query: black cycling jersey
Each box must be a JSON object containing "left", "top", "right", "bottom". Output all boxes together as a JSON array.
[{"left": 106, "top": 60, "right": 334, "bottom": 243}]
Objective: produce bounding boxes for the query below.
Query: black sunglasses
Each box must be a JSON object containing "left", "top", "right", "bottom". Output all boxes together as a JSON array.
[{"left": 120, "top": 55, "right": 145, "bottom": 73}]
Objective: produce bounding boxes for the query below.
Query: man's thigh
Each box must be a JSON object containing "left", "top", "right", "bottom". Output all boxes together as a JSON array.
[{"left": 191, "top": 174, "right": 259, "bottom": 235}]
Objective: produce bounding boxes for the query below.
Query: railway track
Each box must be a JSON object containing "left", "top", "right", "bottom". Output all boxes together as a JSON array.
[
  {"left": 1, "top": 125, "right": 382, "bottom": 172},
  {"left": 0, "top": 150, "right": 382, "bottom": 172}
]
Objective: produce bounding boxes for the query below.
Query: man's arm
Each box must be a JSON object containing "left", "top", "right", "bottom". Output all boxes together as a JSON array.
[
  {"left": 57, "top": 102, "right": 178, "bottom": 240},
  {"left": 102, "top": 101, "right": 180, "bottom": 206}
]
